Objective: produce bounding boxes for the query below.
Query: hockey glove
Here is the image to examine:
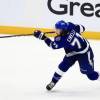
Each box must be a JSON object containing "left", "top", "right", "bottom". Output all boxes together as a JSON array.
[{"left": 33, "top": 30, "right": 47, "bottom": 40}]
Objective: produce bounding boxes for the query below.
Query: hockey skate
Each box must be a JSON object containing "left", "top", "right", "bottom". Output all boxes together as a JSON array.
[{"left": 46, "top": 82, "right": 56, "bottom": 91}]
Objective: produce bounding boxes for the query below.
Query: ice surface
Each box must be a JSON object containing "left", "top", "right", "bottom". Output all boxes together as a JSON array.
[{"left": 0, "top": 36, "right": 99, "bottom": 100}]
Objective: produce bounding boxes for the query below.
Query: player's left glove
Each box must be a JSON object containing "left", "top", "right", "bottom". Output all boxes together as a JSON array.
[{"left": 33, "top": 30, "right": 47, "bottom": 40}]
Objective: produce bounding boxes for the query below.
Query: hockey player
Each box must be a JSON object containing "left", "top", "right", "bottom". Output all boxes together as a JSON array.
[{"left": 33, "top": 20, "right": 99, "bottom": 91}]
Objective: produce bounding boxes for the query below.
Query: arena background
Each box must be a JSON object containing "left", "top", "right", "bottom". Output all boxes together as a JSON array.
[{"left": 0, "top": 0, "right": 100, "bottom": 39}]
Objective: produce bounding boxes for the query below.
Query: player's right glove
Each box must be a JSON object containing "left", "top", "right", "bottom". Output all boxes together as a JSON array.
[{"left": 33, "top": 30, "right": 47, "bottom": 40}]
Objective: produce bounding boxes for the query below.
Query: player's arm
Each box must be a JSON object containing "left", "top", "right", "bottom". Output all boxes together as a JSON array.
[
  {"left": 75, "top": 24, "right": 85, "bottom": 33},
  {"left": 44, "top": 37, "right": 64, "bottom": 49},
  {"left": 33, "top": 30, "right": 64, "bottom": 49},
  {"left": 66, "top": 22, "right": 85, "bottom": 34}
]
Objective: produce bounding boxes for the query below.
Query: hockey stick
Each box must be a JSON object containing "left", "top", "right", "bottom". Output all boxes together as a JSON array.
[{"left": 0, "top": 31, "right": 55, "bottom": 38}]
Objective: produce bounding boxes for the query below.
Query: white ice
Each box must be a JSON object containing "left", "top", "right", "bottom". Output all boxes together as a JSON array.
[{"left": 0, "top": 36, "right": 99, "bottom": 100}]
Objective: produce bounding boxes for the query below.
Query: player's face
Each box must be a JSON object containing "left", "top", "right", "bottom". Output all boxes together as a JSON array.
[{"left": 55, "top": 29, "right": 62, "bottom": 36}]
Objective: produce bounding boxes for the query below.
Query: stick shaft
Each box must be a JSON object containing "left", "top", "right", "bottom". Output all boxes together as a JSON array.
[{"left": 0, "top": 31, "right": 55, "bottom": 38}]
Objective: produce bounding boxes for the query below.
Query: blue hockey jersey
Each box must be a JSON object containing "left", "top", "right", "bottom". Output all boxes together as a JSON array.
[{"left": 44, "top": 22, "right": 90, "bottom": 57}]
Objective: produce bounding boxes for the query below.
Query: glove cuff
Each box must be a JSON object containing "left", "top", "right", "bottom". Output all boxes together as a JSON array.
[
  {"left": 38, "top": 32, "right": 44, "bottom": 39},
  {"left": 39, "top": 33, "right": 47, "bottom": 40}
]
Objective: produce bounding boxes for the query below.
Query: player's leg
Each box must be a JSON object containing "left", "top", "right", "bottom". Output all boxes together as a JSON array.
[
  {"left": 78, "top": 48, "right": 99, "bottom": 81},
  {"left": 46, "top": 55, "right": 76, "bottom": 91}
]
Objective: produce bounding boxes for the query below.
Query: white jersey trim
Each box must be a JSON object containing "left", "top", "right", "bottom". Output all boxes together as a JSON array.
[
  {"left": 66, "top": 40, "right": 89, "bottom": 57},
  {"left": 79, "top": 25, "right": 84, "bottom": 33}
]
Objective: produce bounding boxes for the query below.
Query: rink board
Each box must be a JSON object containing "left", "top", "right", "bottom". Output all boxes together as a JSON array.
[{"left": 0, "top": 26, "right": 100, "bottom": 40}]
